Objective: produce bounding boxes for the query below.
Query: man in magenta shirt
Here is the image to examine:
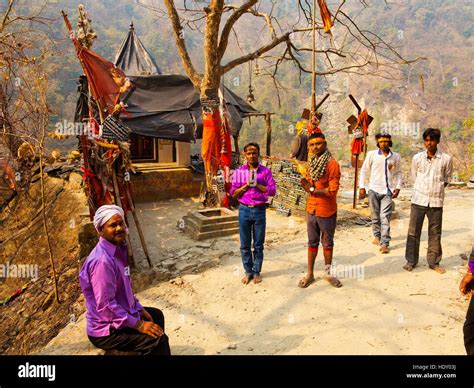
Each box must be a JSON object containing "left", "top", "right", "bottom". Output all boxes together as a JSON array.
[
  {"left": 230, "top": 143, "right": 276, "bottom": 285},
  {"left": 79, "top": 205, "right": 170, "bottom": 355},
  {"left": 460, "top": 246, "right": 474, "bottom": 355}
]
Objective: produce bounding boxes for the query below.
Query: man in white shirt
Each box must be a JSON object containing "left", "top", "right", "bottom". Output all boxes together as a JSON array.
[
  {"left": 359, "top": 133, "right": 402, "bottom": 254},
  {"left": 404, "top": 128, "right": 453, "bottom": 273}
]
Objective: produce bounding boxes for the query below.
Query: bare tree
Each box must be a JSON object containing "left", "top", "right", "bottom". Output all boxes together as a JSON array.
[
  {"left": 1, "top": 0, "right": 60, "bottom": 303},
  {"left": 1, "top": 0, "right": 54, "bottom": 158},
  {"left": 139, "top": 0, "right": 423, "bottom": 205},
  {"left": 148, "top": 0, "right": 423, "bottom": 98}
]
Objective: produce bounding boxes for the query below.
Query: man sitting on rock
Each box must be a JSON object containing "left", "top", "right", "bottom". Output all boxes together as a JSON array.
[{"left": 79, "top": 204, "right": 171, "bottom": 355}]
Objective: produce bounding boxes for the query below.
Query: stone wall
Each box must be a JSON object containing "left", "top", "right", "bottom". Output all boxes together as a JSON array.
[
  {"left": 262, "top": 158, "right": 307, "bottom": 215},
  {"left": 131, "top": 167, "right": 202, "bottom": 202}
]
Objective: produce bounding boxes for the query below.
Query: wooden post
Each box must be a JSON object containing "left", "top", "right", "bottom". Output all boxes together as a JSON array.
[
  {"left": 111, "top": 166, "right": 135, "bottom": 268},
  {"left": 362, "top": 131, "right": 368, "bottom": 161},
  {"left": 124, "top": 182, "right": 152, "bottom": 268},
  {"left": 265, "top": 112, "right": 272, "bottom": 157},
  {"left": 233, "top": 136, "right": 239, "bottom": 154},
  {"left": 353, "top": 154, "right": 359, "bottom": 209},
  {"left": 348, "top": 95, "right": 363, "bottom": 210}
]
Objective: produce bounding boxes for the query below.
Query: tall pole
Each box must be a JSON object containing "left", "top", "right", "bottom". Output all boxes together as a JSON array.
[
  {"left": 111, "top": 166, "right": 135, "bottom": 268},
  {"left": 353, "top": 155, "right": 359, "bottom": 209},
  {"left": 311, "top": 0, "right": 316, "bottom": 113},
  {"left": 265, "top": 113, "right": 272, "bottom": 157}
]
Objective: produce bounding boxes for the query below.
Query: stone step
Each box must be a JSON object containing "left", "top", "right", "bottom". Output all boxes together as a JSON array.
[
  {"left": 190, "top": 227, "right": 240, "bottom": 240},
  {"left": 186, "top": 208, "right": 238, "bottom": 226},
  {"left": 181, "top": 208, "right": 239, "bottom": 240},
  {"left": 183, "top": 216, "right": 239, "bottom": 232}
]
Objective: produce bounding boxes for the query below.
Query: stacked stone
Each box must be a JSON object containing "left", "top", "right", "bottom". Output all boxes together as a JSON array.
[
  {"left": 234, "top": 157, "right": 307, "bottom": 216},
  {"left": 262, "top": 158, "right": 307, "bottom": 215}
]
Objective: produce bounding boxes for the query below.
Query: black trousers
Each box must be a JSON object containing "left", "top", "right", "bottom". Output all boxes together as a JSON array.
[
  {"left": 405, "top": 204, "right": 443, "bottom": 267},
  {"left": 464, "top": 296, "right": 474, "bottom": 355},
  {"left": 89, "top": 307, "right": 171, "bottom": 355}
]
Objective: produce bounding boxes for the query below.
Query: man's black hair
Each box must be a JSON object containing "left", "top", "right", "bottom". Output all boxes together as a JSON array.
[
  {"left": 375, "top": 133, "right": 393, "bottom": 148},
  {"left": 308, "top": 132, "right": 326, "bottom": 141},
  {"left": 243, "top": 142, "right": 260, "bottom": 153},
  {"left": 422, "top": 128, "right": 441, "bottom": 142}
]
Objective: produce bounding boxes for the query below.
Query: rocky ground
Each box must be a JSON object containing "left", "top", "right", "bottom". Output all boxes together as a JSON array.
[{"left": 39, "top": 187, "right": 473, "bottom": 355}]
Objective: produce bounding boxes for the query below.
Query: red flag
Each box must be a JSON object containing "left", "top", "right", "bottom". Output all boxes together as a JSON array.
[{"left": 62, "top": 12, "right": 127, "bottom": 114}]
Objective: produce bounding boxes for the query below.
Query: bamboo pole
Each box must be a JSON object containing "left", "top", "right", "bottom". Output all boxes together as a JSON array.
[
  {"left": 39, "top": 142, "right": 60, "bottom": 304},
  {"left": 38, "top": 75, "right": 60, "bottom": 304}
]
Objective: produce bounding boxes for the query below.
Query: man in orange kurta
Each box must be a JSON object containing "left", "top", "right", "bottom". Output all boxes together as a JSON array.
[{"left": 298, "top": 132, "right": 342, "bottom": 288}]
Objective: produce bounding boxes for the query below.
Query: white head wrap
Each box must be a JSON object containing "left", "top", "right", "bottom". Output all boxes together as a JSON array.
[{"left": 93, "top": 205, "right": 126, "bottom": 232}]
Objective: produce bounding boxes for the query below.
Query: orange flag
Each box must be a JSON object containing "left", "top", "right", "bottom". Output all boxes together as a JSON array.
[
  {"left": 318, "top": 0, "right": 334, "bottom": 34},
  {"left": 201, "top": 110, "right": 222, "bottom": 176}
]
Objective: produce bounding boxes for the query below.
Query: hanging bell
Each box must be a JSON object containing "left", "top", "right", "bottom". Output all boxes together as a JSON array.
[{"left": 246, "top": 86, "right": 255, "bottom": 103}]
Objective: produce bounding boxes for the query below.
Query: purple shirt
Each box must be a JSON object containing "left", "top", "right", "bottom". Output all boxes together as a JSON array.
[
  {"left": 79, "top": 237, "right": 143, "bottom": 337},
  {"left": 230, "top": 163, "right": 276, "bottom": 206}
]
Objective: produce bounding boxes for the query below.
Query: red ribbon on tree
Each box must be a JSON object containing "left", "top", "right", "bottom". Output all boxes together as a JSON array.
[{"left": 202, "top": 110, "right": 222, "bottom": 177}]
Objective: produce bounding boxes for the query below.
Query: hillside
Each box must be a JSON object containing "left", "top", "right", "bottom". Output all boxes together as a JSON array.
[{"left": 4, "top": 0, "right": 473, "bottom": 178}]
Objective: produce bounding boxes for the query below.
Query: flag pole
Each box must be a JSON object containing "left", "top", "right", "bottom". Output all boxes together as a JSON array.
[{"left": 311, "top": 0, "right": 317, "bottom": 114}]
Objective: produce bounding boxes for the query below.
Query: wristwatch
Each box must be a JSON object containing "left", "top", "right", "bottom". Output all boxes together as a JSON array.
[{"left": 309, "top": 186, "right": 315, "bottom": 193}]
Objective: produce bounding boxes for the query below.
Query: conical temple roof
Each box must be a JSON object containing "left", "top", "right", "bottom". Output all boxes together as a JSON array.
[{"left": 114, "top": 22, "right": 162, "bottom": 76}]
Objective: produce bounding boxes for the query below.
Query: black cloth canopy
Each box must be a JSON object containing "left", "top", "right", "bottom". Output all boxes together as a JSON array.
[{"left": 114, "top": 22, "right": 161, "bottom": 76}]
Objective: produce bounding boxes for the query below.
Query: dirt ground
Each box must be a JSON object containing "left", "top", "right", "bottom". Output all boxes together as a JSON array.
[{"left": 40, "top": 188, "right": 473, "bottom": 355}]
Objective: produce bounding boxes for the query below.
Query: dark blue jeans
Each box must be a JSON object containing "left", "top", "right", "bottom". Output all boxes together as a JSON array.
[{"left": 238, "top": 205, "right": 266, "bottom": 276}]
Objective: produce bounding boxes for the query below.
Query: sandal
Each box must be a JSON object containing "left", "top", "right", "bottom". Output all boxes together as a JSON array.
[
  {"left": 298, "top": 276, "right": 315, "bottom": 288},
  {"left": 325, "top": 276, "right": 343, "bottom": 288}
]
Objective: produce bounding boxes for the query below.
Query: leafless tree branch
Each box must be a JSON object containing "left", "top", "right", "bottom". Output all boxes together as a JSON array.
[
  {"left": 218, "top": 0, "right": 258, "bottom": 62},
  {"left": 163, "top": 0, "right": 202, "bottom": 86}
]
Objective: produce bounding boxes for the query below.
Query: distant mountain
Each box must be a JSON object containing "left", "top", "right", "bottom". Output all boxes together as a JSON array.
[{"left": 34, "top": 0, "right": 473, "bottom": 178}]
